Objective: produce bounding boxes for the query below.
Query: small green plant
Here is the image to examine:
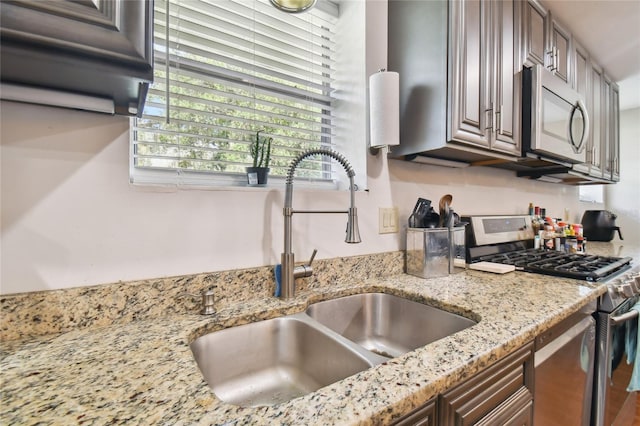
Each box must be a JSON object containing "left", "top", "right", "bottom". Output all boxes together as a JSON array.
[{"left": 250, "top": 130, "right": 272, "bottom": 168}]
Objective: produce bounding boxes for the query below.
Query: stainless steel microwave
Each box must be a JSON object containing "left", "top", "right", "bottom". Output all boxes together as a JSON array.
[{"left": 522, "top": 64, "right": 589, "bottom": 164}]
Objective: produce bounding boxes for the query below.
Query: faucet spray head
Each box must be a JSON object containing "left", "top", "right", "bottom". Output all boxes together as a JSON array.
[{"left": 346, "top": 207, "right": 361, "bottom": 244}]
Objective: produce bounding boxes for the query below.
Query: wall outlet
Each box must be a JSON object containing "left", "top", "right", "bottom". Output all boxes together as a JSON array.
[{"left": 379, "top": 207, "right": 399, "bottom": 234}]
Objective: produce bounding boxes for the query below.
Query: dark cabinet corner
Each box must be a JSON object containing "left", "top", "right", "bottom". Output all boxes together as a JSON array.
[
  {"left": 0, "top": 0, "right": 153, "bottom": 116},
  {"left": 391, "top": 398, "right": 436, "bottom": 426}
]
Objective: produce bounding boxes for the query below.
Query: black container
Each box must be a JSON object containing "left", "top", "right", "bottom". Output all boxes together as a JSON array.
[{"left": 581, "top": 210, "right": 623, "bottom": 242}]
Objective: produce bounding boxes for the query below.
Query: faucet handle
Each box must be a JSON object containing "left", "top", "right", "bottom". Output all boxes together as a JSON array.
[
  {"left": 274, "top": 250, "right": 318, "bottom": 298},
  {"left": 307, "top": 249, "right": 318, "bottom": 266},
  {"left": 294, "top": 249, "right": 317, "bottom": 280},
  {"left": 300, "top": 249, "right": 318, "bottom": 275}
]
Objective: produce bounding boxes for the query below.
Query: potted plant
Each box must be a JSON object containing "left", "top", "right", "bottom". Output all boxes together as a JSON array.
[{"left": 246, "top": 130, "right": 272, "bottom": 186}]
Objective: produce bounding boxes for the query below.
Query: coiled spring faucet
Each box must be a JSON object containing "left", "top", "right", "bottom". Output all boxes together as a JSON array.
[{"left": 275, "top": 149, "right": 361, "bottom": 299}]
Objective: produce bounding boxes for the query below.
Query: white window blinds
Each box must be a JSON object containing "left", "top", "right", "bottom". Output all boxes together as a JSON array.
[{"left": 130, "top": 0, "right": 340, "bottom": 187}]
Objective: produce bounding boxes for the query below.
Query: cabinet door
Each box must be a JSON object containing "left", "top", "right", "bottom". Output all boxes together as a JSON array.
[
  {"left": 549, "top": 18, "right": 571, "bottom": 83},
  {"left": 599, "top": 75, "right": 619, "bottom": 183},
  {"left": 391, "top": 398, "right": 436, "bottom": 426},
  {"left": 448, "top": 0, "right": 492, "bottom": 148},
  {"left": 439, "top": 343, "right": 534, "bottom": 426},
  {"left": 492, "top": 0, "right": 520, "bottom": 155},
  {"left": 602, "top": 75, "right": 614, "bottom": 179},
  {"left": 520, "top": 0, "right": 547, "bottom": 68},
  {"left": 572, "top": 41, "right": 590, "bottom": 96},
  {"left": 588, "top": 62, "right": 604, "bottom": 176},
  {"left": 475, "top": 388, "right": 533, "bottom": 426},
  {"left": 611, "top": 84, "right": 620, "bottom": 181}
]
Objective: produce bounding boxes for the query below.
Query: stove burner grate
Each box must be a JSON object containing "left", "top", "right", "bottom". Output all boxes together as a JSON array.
[{"left": 477, "top": 249, "right": 632, "bottom": 281}]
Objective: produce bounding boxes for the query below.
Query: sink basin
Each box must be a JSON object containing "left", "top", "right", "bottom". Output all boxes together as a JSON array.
[
  {"left": 190, "top": 316, "right": 375, "bottom": 407},
  {"left": 191, "top": 292, "right": 477, "bottom": 406},
  {"left": 305, "top": 293, "right": 476, "bottom": 358}
]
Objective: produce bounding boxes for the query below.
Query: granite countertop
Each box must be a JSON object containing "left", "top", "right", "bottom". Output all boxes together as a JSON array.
[{"left": 1, "top": 242, "right": 637, "bottom": 425}]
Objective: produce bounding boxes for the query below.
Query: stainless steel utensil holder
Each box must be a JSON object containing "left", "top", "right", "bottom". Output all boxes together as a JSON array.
[{"left": 406, "top": 227, "right": 466, "bottom": 278}]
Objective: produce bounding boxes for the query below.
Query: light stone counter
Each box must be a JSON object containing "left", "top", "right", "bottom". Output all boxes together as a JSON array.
[{"left": 1, "top": 242, "right": 637, "bottom": 425}]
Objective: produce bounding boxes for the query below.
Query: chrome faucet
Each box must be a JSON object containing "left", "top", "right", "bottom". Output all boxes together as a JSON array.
[{"left": 275, "top": 149, "right": 361, "bottom": 299}]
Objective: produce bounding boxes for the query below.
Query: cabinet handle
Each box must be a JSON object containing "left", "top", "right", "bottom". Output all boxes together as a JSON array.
[
  {"left": 485, "top": 104, "right": 493, "bottom": 130},
  {"left": 546, "top": 50, "right": 554, "bottom": 71},
  {"left": 496, "top": 104, "right": 503, "bottom": 134},
  {"left": 547, "top": 48, "right": 558, "bottom": 72}
]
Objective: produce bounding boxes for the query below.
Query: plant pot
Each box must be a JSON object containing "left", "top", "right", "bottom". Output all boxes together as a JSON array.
[{"left": 246, "top": 167, "right": 270, "bottom": 186}]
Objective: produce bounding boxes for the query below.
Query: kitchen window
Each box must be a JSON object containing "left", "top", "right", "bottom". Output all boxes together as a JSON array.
[
  {"left": 579, "top": 185, "right": 604, "bottom": 203},
  {"left": 130, "top": 0, "right": 346, "bottom": 189}
]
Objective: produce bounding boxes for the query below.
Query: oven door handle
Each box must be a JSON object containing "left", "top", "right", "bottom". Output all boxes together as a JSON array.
[{"left": 611, "top": 309, "right": 639, "bottom": 325}]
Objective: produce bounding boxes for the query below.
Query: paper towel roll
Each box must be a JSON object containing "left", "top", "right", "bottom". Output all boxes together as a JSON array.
[{"left": 369, "top": 71, "right": 399, "bottom": 149}]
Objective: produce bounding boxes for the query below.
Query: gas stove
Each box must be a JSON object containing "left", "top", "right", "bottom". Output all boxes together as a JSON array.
[
  {"left": 463, "top": 215, "right": 633, "bottom": 282},
  {"left": 463, "top": 215, "right": 637, "bottom": 426}
]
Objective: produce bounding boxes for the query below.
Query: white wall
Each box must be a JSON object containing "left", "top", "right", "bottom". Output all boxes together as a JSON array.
[
  {"left": 606, "top": 107, "right": 640, "bottom": 244},
  {"left": 1, "top": 99, "right": 589, "bottom": 294},
  {"left": 0, "top": 1, "right": 601, "bottom": 295}
]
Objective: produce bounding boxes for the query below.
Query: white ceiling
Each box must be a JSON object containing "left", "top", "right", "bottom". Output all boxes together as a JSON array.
[{"left": 545, "top": 0, "right": 640, "bottom": 110}]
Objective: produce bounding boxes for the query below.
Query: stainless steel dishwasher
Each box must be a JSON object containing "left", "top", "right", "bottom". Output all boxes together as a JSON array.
[{"left": 534, "top": 304, "right": 597, "bottom": 426}]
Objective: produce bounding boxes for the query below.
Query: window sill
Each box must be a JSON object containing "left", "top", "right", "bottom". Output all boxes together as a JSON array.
[{"left": 129, "top": 169, "right": 349, "bottom": 192}]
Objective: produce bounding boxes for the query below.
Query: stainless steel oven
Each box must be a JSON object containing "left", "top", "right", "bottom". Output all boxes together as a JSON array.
[{"left": 463, "top": 215, "right": 637, "bottom": 425}]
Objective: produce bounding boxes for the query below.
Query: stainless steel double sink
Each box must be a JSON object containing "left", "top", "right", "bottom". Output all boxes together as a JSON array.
[{"left": 190, "top": 292, "right": 477, "bottom": 407}]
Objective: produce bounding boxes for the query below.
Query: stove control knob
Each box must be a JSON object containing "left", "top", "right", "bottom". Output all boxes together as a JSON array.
[
  {"left": 634, "top": 274, "right": 640, "bottom": 289},
  {"left": 614, "top": 282, "right": 635, "bottom": 298},
  {"left": 620, "top": 283, "right": 635, "bottom": 298},
  {"left": 628, "top": 275, "right": 640, "bottom": 294},
  {"left": 613, "top": 284, "right": 623, "bottom": 297}
]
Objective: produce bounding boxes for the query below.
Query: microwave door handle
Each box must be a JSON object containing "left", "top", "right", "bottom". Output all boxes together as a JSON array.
[
  {"left": 570, "top": 99, "right": 590, "bottom": 153},
  {"left": 577, "top": 99, "right": 590, "bottom": 152}
]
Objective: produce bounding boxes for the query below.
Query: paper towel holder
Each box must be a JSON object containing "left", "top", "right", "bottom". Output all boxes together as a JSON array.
[
  {"left": 369, "top": 146, "right": 385, "bottom": 155},
  {"left": 368, "top": 69, "right": 400, "bottom": 156}
]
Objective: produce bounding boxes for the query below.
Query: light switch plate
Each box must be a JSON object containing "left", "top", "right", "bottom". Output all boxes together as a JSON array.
[{"left": 379, "top": 207, "right": 399, "bottom": 234}]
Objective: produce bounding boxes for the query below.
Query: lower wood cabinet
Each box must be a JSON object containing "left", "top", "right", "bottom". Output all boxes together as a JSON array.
[
  {"left": 439, "top": 342, "right": 534, "bottom": 425},
  {"left": 474, "top": 388, "right": 533, "bottom": 426},
  {"left": 390, "top": 342, "right": 534, "bottom": 425},
  {"left": 392, "top": 399, "right": 436, "bottom": 426}
]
